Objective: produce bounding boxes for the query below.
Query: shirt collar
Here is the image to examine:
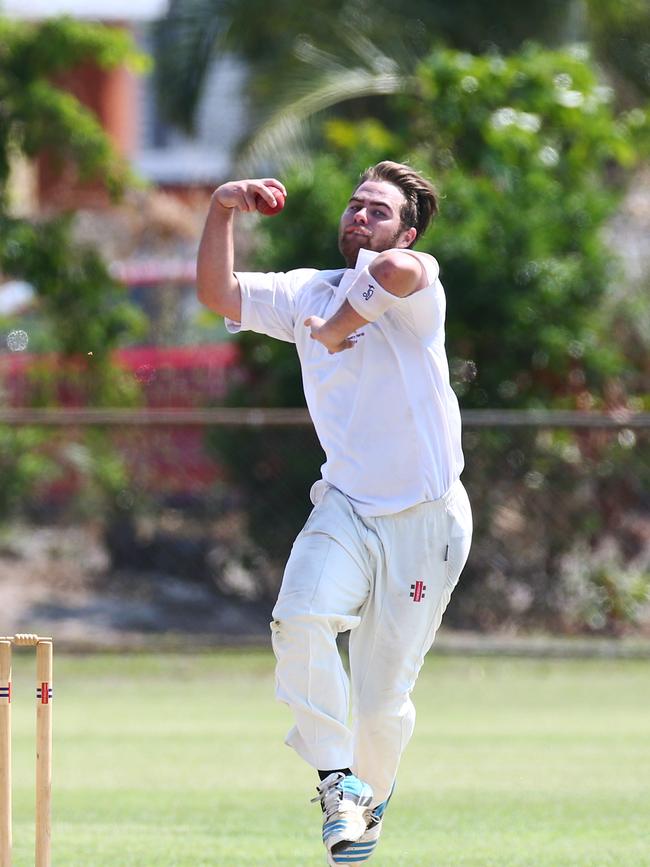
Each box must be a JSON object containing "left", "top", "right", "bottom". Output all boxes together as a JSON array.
[
  {"left": 334, "top": 247, "right": 380, "bottom": 297},
  {"left": 353, "top": 247, "right": 380, "bottom": 272}
]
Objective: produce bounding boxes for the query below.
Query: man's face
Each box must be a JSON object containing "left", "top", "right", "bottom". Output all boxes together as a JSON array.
[{"left": 338, "top": 180, "right": 416, "bottom": 267}]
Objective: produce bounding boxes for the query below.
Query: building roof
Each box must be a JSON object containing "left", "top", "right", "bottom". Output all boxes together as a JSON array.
[{"left": 3, "top": 0, "right": 169, "bottom": 22}]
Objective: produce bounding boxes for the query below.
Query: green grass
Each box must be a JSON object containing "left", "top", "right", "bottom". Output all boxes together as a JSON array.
[{"left": 7, "top": 650, "right": 650, "bottom": 865}]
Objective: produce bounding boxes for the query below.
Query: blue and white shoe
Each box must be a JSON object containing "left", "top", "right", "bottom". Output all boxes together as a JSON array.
[
  {"left": 328, "top": 786, "right": 394, "bottom": 865},
  {"left": 312, "top": 772, "right": 373, "bottom": 863}
]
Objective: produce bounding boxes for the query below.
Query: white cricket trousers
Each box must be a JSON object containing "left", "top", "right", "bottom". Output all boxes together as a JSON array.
[{"left": 271, "top": 479, "right": 472, "bottom": 805}]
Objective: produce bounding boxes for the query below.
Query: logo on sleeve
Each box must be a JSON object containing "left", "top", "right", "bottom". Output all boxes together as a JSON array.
[{"left": 362, "top": 285, "right": 375, "bottom": 301}]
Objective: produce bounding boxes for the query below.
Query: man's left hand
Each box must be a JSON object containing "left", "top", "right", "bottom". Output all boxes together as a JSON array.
[{"left": 304, "top": 316, "right": 357, "bottom": 354}]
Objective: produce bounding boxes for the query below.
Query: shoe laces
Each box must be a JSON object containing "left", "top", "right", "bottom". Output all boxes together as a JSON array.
[{"left": 310, "top": 771, "right": 346, "bottom": 818}]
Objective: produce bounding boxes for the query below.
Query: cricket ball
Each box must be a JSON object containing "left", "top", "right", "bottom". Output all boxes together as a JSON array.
[{"left": 255, "top": 190, "right": 286, "bottom": 216}]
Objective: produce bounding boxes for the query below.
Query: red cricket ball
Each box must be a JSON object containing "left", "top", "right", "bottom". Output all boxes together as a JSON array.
[{"left": 255, "top": 190, "right": 286, "bottom": 216}]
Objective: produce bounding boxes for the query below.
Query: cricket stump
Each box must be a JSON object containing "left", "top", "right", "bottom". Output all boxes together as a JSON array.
[
  {"left": 0, "top": 640, "right": 11, "bottom": 867},
  {"left": 0, "top": 635, "right": 53, "bottom": 867},
  {"left": 35, "top": 639, "right": 52, "bottom": 867}
]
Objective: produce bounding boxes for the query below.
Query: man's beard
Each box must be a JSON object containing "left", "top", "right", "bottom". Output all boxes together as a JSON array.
[{"left": 338, "top": 226, "right": 404, "bottom": 267}]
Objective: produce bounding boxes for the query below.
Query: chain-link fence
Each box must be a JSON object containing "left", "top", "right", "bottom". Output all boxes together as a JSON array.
[{"left": 0, "top": 407, "right": 648, "bottom": 639}]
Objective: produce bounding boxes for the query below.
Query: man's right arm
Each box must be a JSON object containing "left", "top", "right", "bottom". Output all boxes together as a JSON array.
[{"left": 196, "top": 178, "right": 286, "bottom": 322}]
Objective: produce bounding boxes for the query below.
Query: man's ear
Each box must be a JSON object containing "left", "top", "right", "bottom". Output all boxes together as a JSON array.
[{"left": 398, "top": 227, "right": 417, "bottom": 248}]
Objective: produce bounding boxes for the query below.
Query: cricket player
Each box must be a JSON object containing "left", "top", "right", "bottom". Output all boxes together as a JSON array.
[{"left": 197, "top": 161, "right": 472, "bottom": 864}]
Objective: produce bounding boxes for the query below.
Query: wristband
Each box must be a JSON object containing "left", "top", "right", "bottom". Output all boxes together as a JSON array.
[{"left": 345, "top": 266, "right": 402, "bottom": 322}]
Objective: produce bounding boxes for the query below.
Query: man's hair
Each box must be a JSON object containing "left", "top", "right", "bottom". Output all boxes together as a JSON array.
[{"left": 357, "top": 161, "right": 439, "bottom": 243}]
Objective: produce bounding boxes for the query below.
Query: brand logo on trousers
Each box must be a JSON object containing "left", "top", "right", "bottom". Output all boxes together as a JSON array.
[
  {"left": 362, "top": 285, "right": 374, "bottom": 301},
  {"left": 410, "top": 581, "right": 426, "bottom": 602}
]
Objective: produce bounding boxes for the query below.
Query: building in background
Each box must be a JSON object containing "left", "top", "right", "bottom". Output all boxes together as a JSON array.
[
  {"left": 3, "top": 0, "right": 248, "bottom": 208},
  {"left": 1, "top": 0, "right": 248, "bottom": 494},
  {"left": 2, "top": 0, "right": 248, "bottom": 345}
]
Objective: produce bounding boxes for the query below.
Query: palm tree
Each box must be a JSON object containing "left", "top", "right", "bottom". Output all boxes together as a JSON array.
[
  {"left": 585, "top": 0, "right": 650, "bottom": 105},
  {"left": 153, "top": 0, "right": 575, "bottom": 154}
]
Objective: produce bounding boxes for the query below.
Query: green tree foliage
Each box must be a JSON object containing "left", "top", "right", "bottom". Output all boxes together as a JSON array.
[
  {"left": 0, "top": 16, "right": 147, "bottom": 395},
  {"left": 444, "top": 424, "right": 650, "bottom": 634},
  {"left": 156, "top": 0, "right": 650, "bottom": 140},
  {"left": 0, "top": 17, "right": 144, "bottom": 194},
  {"left": 155, "top": 0, "right": 572, "bottom": 133},
  {"left": 209, "top": 44, "right": 650, "bottom": 613},
  {"left": 1, "top": 218, "right": 143, "bottom": 369},
  {"left": 248, "top": 45, "right": 649, "bottom": 410},
  {"left": 586, "top": 0, "right": 650, "bottom": 103},
  {"left": 0, "top": 17, "right": 147, "bottom": 518}
]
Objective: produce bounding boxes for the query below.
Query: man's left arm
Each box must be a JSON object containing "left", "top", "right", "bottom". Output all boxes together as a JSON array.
[{"left": 305, "top": 250, "right": 428, "bottom": 354}]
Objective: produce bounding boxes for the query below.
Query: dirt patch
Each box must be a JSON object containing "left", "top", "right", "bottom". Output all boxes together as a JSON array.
[
  {"left": 3, "top": 522, "right": 650, "bottom": 658},
  {"left": 0, "top": 522, "right": 272, "bottom": 649}
]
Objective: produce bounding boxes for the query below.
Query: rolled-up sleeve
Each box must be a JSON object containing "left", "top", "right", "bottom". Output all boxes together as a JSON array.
[
  {"left": 225, "top": 268, "right": 317, "bottom": 344},
  {"left": 395, "top": 254, "right": 444, "bottom": 341}
]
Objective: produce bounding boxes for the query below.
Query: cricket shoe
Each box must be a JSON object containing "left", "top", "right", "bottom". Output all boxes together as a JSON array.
[
  {"left": 328, "top": 786, "right": 394, "bottom": 865},
  {"left": 312, "top": 772, "right": 373, "bottom": 862}
]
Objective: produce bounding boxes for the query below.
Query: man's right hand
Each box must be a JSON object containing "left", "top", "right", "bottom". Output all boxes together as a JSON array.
[
  {"left": 198, "top": 179, "right": 287, "bottom": 321},
  {"left": 213, "top": 178, "right": 287, "bottom": 213}
]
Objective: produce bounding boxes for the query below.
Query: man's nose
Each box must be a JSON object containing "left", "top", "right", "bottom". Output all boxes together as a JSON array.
[{"left": 353, "top": 208, "right": 368, "bottom": 223}]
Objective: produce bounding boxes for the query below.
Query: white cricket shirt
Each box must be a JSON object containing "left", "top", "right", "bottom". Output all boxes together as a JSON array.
[{"left": 227, "top": 247, "right": 464, "bottom": 517}]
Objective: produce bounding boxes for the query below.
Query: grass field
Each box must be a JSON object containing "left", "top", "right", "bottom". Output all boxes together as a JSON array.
[{"left": 7, "top": 649, "right": 650, "bottom": 866}]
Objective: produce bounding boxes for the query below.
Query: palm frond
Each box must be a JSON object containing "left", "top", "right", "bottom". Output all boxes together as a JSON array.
[
  {"left": 237, "top": 16, "right": 422, "bottom": 175},
  {"left": 154, "top": 0, "right": 231, "bottom": 132}
]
